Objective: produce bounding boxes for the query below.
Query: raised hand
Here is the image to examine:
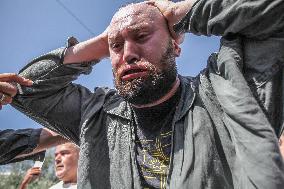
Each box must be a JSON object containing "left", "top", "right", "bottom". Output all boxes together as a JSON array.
[
  {"left": 147, "top": 0, "right": 196, "bottom": 44},
  {"left": 63, "top": 27, "right": 110, "bottom": 64},
  {"left": 0, "top": 73, "right": 33, "bottom": 109},
  {"left": 19, "top": 167, "right": 41, "bottom": 189}
]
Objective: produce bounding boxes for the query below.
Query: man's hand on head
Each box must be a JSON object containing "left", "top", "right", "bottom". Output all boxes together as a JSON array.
[
  {"left": 63, "top": 27, "right": 110, "bottom": 64},
  {"left": 147, "top": 0, "right": 196, "bottom": 44},
  {"left": 100, "top": 26, "right": 110, "bottom": 57},
  {"left": 0, "top": 73, "right": 33, "bottom": 109}
]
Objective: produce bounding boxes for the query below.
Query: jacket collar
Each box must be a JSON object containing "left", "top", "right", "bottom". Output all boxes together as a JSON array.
[
  {"left": 175, "top": 75, "right": 196, "bottom": 121},
  {"left": 103, "top": 95, "right": 132, "bottom": 120}
]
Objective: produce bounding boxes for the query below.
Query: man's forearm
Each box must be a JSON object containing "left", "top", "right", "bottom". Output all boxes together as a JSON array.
[
  {"left": 19, "top": 180, "right": 28, "bottom": 189},
  {"left": 64, "top": 31, "right": 109, "bottom": 64},
  {"left": 180, "top": 0, "right": 284, "bottom": 39},
  {"left": 0, "top": 128, "right": 44, "bottom": 164},
  {"left": 13, "top": 44, "right": 93, "bottom": 147},
  {"left": 16, "top": 128, "right": 68, "bottom": 159},
  {"left": 30, "top": 128, "right": 68, "bottom": 154}
]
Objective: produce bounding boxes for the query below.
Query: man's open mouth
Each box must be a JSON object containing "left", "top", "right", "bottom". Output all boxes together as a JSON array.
[{"left": 120, "top": 66, "right": 148, "bottom": 81}]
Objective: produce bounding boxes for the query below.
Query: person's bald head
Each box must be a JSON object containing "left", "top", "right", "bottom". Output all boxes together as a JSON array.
[
  {"left": 113, "top": 2, "right": 163, "bottom": 18},
  {"left": 111, "top": 3, "right": 167, "bottom": 27},
  {"left": 109, "top": 3, "right": 170, "bottom": 41},
  {"left": 56, "top": 142, "right": 78, "bottom": 151}
]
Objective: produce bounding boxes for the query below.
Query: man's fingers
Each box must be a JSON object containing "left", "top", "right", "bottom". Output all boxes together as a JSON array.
[
  {"left": 30, "top": 169, "right": 41, "bottom": 182},
  {"left": 31, "top": 171, "right": 41, "bottom": 176},
  {"left": 0, "top": 82, "right": 18, "bottom": 97},
  {"left": 148, "top": 0, "right": 195, "bottom": 42},
  {"left": 147, "top": 0, "right": 172, "bottom": 14},
  {"left": 147, "top": 1, "right": 180, "bottom": 39},
  {"left": 0, "top": 93, "right": 13, "bottom": 105},
  {"left": 175, "top": 33, "right": 185, "bottom": 45},
  {"left": 31, "top": 167, "right": 41, "bottom": 174},
  {"left": 0, "top": 73, "right": 33, "bottom": 86}
]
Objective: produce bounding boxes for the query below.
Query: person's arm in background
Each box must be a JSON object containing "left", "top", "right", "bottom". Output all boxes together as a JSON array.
[
  {"left": 0, "top": 128, "right": 42, "bottom": 164},
  {"left": 18, "top": 167, "right": 41, "bottom": 189},
  {"left": 0, "top": 128, "right": 68, "bottom": 165},
  {"left": 16, "top": 128, "right": 68, "bottom": 159}
]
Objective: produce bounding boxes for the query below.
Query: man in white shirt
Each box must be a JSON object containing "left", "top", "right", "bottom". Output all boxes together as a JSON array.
[
  {"left": 50, "top": 143, "right": 79, "bottom": 189},
  {"left": 19, "top": 142, "right": 79, "bottom": 189}
]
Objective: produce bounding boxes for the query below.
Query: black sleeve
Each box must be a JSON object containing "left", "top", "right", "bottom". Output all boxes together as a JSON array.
[
  {"left": 0, "top": 128, "right": 44, "bottom": 164},
  {"left": 12, "top": 46, "right": 97, "bottom": 145},
  {"left": 175, "top": 0, "right": 284, "bottom": 39}
]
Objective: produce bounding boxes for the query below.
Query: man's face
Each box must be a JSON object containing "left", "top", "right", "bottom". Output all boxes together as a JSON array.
[
  {"left": 54, "top": 143, "right": 79, "bottom": 183},
  {"left": 108, "top": 3, "right": 178, "bottom": 105},
  {"left": 279, "top": 135, "right": 284, "bottom": 159}
]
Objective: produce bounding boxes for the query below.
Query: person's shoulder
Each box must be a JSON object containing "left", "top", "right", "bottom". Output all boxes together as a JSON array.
[
  {"left": 93, "top": 86, "right": 117, "bottom": 97},
  {"left": 48, "top": 181, "right": 64, "bottom": 189},
  {"left": 92, "top": 86, "right": 122, "bottom": 104},
  {"left": 179, "top": 74, "right": 202, "bottom": 91},
  {"left": 179, "top": 67, "right": 214, "bottom": 97},
  {"left": 179, "top": 75, "right": 198, "bottom": 84}
]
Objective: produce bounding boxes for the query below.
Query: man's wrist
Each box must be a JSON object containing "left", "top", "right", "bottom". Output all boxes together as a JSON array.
[{"left": 63, "top": 34, "right": 109, "bottom": 64}]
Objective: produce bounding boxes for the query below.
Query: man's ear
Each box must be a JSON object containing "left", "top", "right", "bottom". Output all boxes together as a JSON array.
[{"left": 173, "top": 39, "right": 181, "bottom": 57}]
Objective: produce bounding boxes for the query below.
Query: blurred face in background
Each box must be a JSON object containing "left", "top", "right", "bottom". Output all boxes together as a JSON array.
[
  {"left": 54, "top": 143, "right": 79, "bottom": 184},
  {"left": 279, "top": 134, "right": 284, "bottom": 159}
]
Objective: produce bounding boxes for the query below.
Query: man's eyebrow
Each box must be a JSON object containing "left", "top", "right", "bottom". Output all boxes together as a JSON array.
[
  {"left": 56, "top": 149, "right": 70, "bottom": 154},
  {"left": 109, "top": 24, "right": 151, "bottom": 39},
  {"left": 108, "top": 33, "right": 121, "bottom": 41},
  {"left": 127, "top": 24, "right": 152, "bottom": 32},
  {"left": 61, "top": 150, "right": 70, "bottom": 153}
]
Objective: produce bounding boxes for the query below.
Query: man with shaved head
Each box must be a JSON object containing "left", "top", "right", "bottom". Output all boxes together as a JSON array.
[{"left": 1, "top": 0, "right": 284, "bottom": 188}]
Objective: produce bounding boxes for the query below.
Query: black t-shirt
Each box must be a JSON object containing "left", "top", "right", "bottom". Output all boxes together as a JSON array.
[{"left": 133, "top": 88, "right": 181, "bottom": 189}]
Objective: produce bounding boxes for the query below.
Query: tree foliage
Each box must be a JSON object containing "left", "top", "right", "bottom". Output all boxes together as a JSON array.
[{"left": 0, "top": 149, "right": 58, "bottom": 189}]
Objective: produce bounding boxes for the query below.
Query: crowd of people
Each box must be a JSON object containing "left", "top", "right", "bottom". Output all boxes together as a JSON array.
[{"left": 1, "top": 0, "right": 284, "bottom": 188}]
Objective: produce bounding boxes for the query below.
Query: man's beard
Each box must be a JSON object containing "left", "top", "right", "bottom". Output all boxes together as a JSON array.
[{"left": 114, "top": 41, "right": 177, "bottom": 105}]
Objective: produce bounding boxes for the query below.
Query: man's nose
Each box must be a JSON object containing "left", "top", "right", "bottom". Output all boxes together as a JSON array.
[
  {"left": 55, "top": 155, "right": 61, "bottom": 164},
  {"left": 122, "top": 41, "right": 140, "bottom": 64}
]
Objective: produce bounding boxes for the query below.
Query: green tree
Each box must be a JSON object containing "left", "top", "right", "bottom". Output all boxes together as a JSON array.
[{"left": 0, "top": 148, "right": 58, "bottom": 189}]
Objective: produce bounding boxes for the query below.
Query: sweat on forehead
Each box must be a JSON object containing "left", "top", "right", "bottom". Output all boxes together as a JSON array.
[{"left": 111, "top": 3, "right": 163, "bottom": 25}]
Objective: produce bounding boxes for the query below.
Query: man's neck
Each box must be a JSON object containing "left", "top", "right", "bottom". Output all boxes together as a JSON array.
[
  {"left": 62, "top": 179, "right": 77, "bottom": 185},
  {"left": 132, "top": 77, "right": 180, "bottom": 109}
]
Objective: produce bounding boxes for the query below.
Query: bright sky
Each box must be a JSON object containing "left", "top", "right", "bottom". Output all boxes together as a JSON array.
[{"left": 0, "top": 0, "right": 220, "bottom": 130}]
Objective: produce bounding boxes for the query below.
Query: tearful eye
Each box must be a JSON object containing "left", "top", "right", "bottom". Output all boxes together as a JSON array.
[
  {"left": 138, "top": 34, "right": 146, "bottom": 39},
  {"left": 136, "top": 33, "right": 149, "bottom": 42},
  {"left": 110, "top": 42, "right": 123, "bottom": 51},
  {"left": 112, "top": 43, "right": 120, "bottom": 49}
]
